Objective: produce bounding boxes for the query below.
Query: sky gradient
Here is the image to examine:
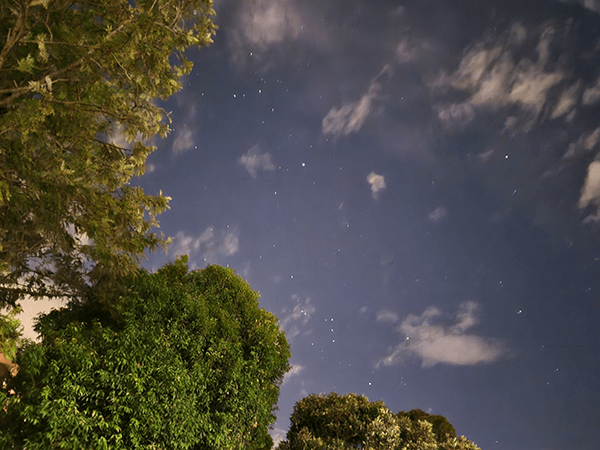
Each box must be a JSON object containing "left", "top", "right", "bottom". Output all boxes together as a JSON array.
[{"left": 21, "top": 0, "right": 600, "bottom": 448}]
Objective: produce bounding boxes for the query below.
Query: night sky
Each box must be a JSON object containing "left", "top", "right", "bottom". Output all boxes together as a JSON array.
[{"left": 20, "top": 0, "right": 600, "bottom": 448}]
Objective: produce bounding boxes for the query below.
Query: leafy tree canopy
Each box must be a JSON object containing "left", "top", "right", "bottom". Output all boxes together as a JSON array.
[
  {"left": 0, "top": 305, "right": 23, "bottom": 380},
  {"left": 397, "top": 408, "right": 457, "bottom": 442},
  {"left": 0, "top": 0, "right": 216, "bottom": 307},
  {"left": 0, "top": 305, "right": 22, "bottom": 361},
  {"left": 0, "top": 259, "right": 291, "bottom": 449},
  {"left": 277, "top": 392, "right": 480, "bottom": 450}
]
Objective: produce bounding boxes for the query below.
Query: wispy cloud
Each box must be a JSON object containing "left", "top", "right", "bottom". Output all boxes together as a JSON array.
[
  {"left": 563, "top": 128, "right": 600, "bottom": 160},
  {"left": 225, "top": 0, "right": 334, "bottom": 71},
  {"left": 578, "top": 160, "right": 600, "bottom": 224},
  {"left": 550, "top": 82, "right": 579, "bottom": 120},
  {"left": 322, "top": 65, "right": 393, "bottom": 138},
  {"left": 434, "top": 103, "right": 475, "bottom": 132},
  {"left": 395, "top": 37, "right": 432, "bottom": 64},
  {"left": 169, "top": 100, "right": 199, "bottom": 155},
  {"left": 376, "top": 310, "right": 399, "bottom": 324},
  {"left": 227, "top": 0, "right": 302, "bottom": 69},
  {"left": 282, "top": 364, "right": 304, "bottom": 385},
  {"left": 429, "top": 22, "right": 576, "bottom": 133},
  {"left": 367, "top": 172, "right": 386, "bottom": 199},
  {"left": 428, "top": 206, "right": 448, "bottom": 222},
  {"left": 239, "top": 144, "right": 276, "bottom": 178},
  {"left": 172, "top": 127, "right": 194, "bottom": 155},
  {"left": 583, "top": 76, "right": 600, "bottom": 106},
  {"left": 171, "top": 227, "right": 239, "bottom": 264},
  {"left": 279, "top": 295, "right": 315, "bottom": 340},
  {"left": 379, "top": 302, "right": 506, "bottom": 368},
  {"left": 544, "top": 128, "right": 600, "bottom": 178},
  {"left": 270, "top": 428, "right": 287, "bottom": 448}
]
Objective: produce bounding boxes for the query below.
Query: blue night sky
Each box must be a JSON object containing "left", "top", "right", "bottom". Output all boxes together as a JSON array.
[{"left": 21, "top": 0, "right": 600, "bottom": 448}]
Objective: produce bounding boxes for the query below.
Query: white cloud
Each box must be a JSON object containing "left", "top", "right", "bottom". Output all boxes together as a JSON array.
[
  {"left": 172, "top": 127, "right": 194, "bottom": 155},
  {"left": 379, "top": 302, "right": 506, "bottom": 368},
  {"left": 367, "top": 172, "right": 386, "bottom": 199},
  {"left": 395, "top": 38, "right": 431, "bottom": 64},
  {"left": 239, "top": 144, "right": 276, "bottom": 178},
  {"left": 563, "top": 128, "right": 600, "bottom": 159},
  {"left": 428, "top": 206, "right": 447, "bottom": 222},
  {"left": 547, "top": 128, "right": 600, "bottom": 180},
  {"left": 221, "top": 233, "right": 239, "bottom": 256},
  {"left": 430, "top": 22, "right": 569, "bottom": 132},
  {"left": 582, "top": 77, "right": 600, "bottom": 106},
  {"left": 227, "top": 0, "right": 303, "bottom": 69},
  {"left": 550, "top": 82, "right": 579, "bottom": 119},
  {"left": 243, "top": 0, "right": 301, "bottom": 47},
  {"left": 435, "top": 103, "right": 476, "bottom": 131},
  {"left": 225, "top": 0, "right": 335, "bottom": 71},
  {"left": 478, "top": 148, "right": 495, "bottom": 162},
  {"left": 282, "top": 364, "right": 304, "bottom": 385},
  {"left": 270, "top": 428, "right": 287, "bottom": 448},
  {"left": 279, "top": 295, "right": 314, "bottom": 340},
  {"left": 579, "top": 160, "right": 600, "bottom": 213},
  {"left": 507, "top": 22, "right": 528, "bottom": 45},
  {"left": 171, "top": 102, "right": 198, "bottom": 155},
  {"left": 322, "top": 65, "right": 393, "bottom": 138},
  {"left": 171, "top": 227, "right": 239, "bottom": 263},
  {"left": 376, "top": 310, "right": 399, "bottom": 324}
]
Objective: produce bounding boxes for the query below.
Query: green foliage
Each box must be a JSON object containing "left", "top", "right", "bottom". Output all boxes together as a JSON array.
[
  {"left": 0, "top": 306, "right": 23, "bottom": 383},
  {"left": 277, "top": 393, "right": 480, "bottom": 450},
  {"left": 0, "top": 261, "right": 291, "bottom": 449},
  {"left": 285, "top": 393, "right": 392, "bottom": 447},
  {"left": 0, "top": 306, "right": 23, "bottom": 361},
  {"left": 0, "top": 0, "right": 217, "bottom": 307},
  {"left": 398, "top": 408, "right": 457, "bottom": 442}
]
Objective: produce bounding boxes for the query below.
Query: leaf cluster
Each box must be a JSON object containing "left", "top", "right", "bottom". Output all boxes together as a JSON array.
[
  {"left": 0, "top": 0, "right": 217, "bottom": 306},
  {"left": 0, "top": 260, "right": 291, "bottom": 449},
  {"left": 277, "top": 393, "right": 481, "bottom": 450},
  {"left": 0, "top": 305, "right": 23, "bottom": 361},
  {"left": 397, "top": 408, "right": 457, "bottom": 442}
]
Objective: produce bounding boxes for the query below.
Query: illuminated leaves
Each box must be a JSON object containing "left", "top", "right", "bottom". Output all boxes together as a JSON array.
[
  {"left": 0, "top": 0, "right": 217, "bottom": 306},
  {"left": 278, "top": 393, "right": 480, "bottom": 450},
  {"left": 0, "top": 262, "right": 290, "bottom": 449}
]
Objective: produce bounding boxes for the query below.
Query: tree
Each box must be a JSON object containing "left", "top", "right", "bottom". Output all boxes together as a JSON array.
[
  {"left": 398, "top": 408, "right": 457, "bottom": 442},
  {"left": 0, "top": 259, "right": 291, "bottom": 449},
  {"left": 0, "top": 0, "right": 217, "bottom": 307},
  {"left": 277, "top": 393, "right": 480, "bottom": 450},
  {"left": 0, "top": 306, "right": 22, "bottom": 381}
]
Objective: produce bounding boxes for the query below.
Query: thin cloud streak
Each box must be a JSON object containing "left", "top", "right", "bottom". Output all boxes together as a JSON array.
[
  {"left": 376, "top": 310, "right": 399, "bottom": 324},
  {"left": 322, "top": 65, "right": 393, "bottom": 138}
]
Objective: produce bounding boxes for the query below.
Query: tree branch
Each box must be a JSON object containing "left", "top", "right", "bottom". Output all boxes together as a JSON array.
[{"left": 0, "top": 3, "right": 29, "bottom": 72}]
